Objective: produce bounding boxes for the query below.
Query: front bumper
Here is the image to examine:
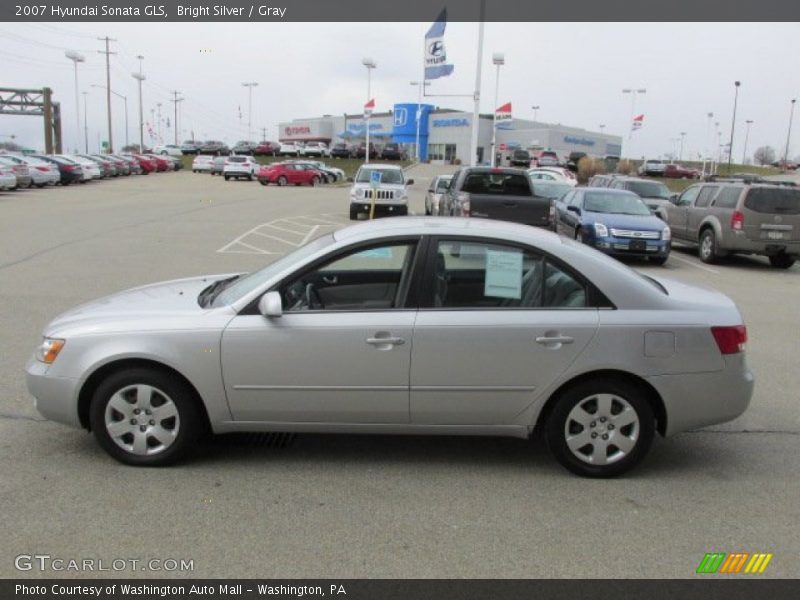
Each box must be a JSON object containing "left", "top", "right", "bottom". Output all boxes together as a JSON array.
[
  {"left": 25, "top": 357, "right": 82, "bottom": 428},
  {"left": 592, "top": 236, "right": 670, "bottom": 258},
  {"left": 647, "top": 354, "right": 754, "bottom": 436},
  {"left": 351, "top": 202, "right": 408, "bottom": 217}
]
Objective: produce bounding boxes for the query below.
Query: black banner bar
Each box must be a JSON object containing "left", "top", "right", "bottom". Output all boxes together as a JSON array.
[
  {"left": 4, "top": 580, "right": 800, "bottom": 600},
  {"left": 2, "top": 0, "right": 798, "bottom": 22}
]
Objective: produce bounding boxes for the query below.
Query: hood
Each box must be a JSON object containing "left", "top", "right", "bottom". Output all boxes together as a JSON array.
[
  {"left": 44, "top": 274, "right": 236, "bottom": 337},
  {"left": 584, "top": 211, "right": 666, "bottom": 230}
]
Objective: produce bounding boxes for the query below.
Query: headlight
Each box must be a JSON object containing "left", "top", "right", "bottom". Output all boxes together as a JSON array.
[
  {"left": 662, "top": 226, "right": 671, "bottom": 241},
  {"left": 594, "top": 223, "right": 609, "bottom": 237},
  {"left": 36, "top": 338, "right": 65, "bottom": 364}
]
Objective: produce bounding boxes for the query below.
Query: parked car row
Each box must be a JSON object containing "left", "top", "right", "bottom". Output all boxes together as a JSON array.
[
  {"left": 0, "top": 151, "right": 181, "bottom": 190},
  {"left": 190, "top": 154, "right": 346, "bottom": 185}
]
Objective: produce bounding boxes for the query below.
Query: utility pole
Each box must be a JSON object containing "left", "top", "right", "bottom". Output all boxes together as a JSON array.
[
  {"left": 742, "top": 119, "right": 753, "bottom": 165},
  {"left": 261, "top": 126, "right": 267, "bottom": 141},
  {"left": 97, "top": 36, "right": 116, "bottom": 153},
  {"left": 132, "top": 55, "right": 145, "bottom": 152},
  {"left": 241, "top": 82, "right": 258, "bottom": 141},
  {"left": 157, "top": 102, "right": 162, "bottom": 141},
  {"left": 783, "top": 99, "right": 796, "bottom": 172},
  {"left": 727, "top": 81, "right": 741, "bottom": 173},
  {"left": 170, "top": 91, "right": 183, "bottom": 145},
  {"left": 82, "top": 91, "right": 89, "bottom": 152}
]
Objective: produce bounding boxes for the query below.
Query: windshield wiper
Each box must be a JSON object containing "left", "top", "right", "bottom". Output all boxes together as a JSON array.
[{"left": 198, "top": 275, "right": 241, "bottom": 307}]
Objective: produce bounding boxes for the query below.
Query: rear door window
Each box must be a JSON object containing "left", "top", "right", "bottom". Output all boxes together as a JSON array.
[
  {"left": 744, "top": 188, "right": 800, "bottom": 214},
  {"left": 713, "top": 187, "right": 742, "bottom": 209},
  {"left": 694, "top": 186, "right": 718, "bottom": 208}
]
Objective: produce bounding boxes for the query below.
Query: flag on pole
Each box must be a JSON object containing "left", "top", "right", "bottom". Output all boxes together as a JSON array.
[
  {"left": 364, "top": 98, "right": 375, "bottom": 119},
  {"left": 632, "top": 114, "right": 644, "bottom": 132},
  {"left": 425, "top": 9, "right": 455, "bottom": 80},
  {"left": 495, "top": 102, "right": 513, "bottom": 128}
]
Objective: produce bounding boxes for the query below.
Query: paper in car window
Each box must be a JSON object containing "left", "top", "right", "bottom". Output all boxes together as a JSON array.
[
  {"left": 357, "top": 247, "right": 393, "bottom": 259},
  {"left": 484, "top": 249, "right": 523, "bottom": 299}
]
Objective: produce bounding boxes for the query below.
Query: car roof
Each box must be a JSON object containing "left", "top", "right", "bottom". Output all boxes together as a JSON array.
[{"left": 357, "top": 164, "right": 403, "bottom": 171}]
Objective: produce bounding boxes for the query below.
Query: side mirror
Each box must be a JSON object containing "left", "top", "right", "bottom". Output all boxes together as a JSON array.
[
  {"left": 406, "top": 179, "right": 415, "bottom": 186},
  {"left": 258, "top": 291, "right": 283, "bottom": 318},
  {"left": 567, "top": 205, "right": 581, "bottom": 215},
  {"left": 670, "top": 194, "right": 679, "bottom": 204}
]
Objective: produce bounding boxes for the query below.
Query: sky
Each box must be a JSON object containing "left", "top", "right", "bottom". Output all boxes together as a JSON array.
[{"left": 2, "top": 21, "right": 800, "bottom": 161}]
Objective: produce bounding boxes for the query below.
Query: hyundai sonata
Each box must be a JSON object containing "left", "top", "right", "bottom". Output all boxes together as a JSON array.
[{"left": 26, "top": 218, "right": 753, "bottom": 477}]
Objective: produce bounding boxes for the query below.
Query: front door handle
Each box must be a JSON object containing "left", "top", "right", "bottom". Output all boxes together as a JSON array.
[
  {"left": 366, "top": 335, "right": 406, "bottom": 346},
  {"left": 322, "top": 275, "right": 338, "bottom": 284},
  {"left": 536, "top": 335, "right": 574, "bottom": 345}
]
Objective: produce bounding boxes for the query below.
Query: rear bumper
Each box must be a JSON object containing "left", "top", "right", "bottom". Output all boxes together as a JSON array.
[
  {"left": 647, "top": 354, "right": 754, "bottom": 436},
  {"left": 720, "top": 231, "right": 800, "bottom": 257}
]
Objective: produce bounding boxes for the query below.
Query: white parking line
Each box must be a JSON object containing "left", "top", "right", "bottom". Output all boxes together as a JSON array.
[
  {"left": 669, "top": 253, "right": 720, "bottom": 274},
  {"left": 217, "top": 214, "right": 343, "bottom": 255},
  {"left": 299, "top": 225, "right": 320, "bottom": 246}
]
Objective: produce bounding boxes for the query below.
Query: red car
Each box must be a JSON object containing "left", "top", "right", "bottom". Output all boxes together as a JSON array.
[
  {"left": 130, "top": 154, "right": 156, "bottom": 174},
  {"left": 254, "top": 141, "right": 280, "bottom": 156},
  {"left": 257, "top": 163, "right": 323, "bottom": 186},
  {"left": 143, "top": 154, "right": 172, "bottom": 172},
  {"left": 664, "top": 163, "right": 700, "bottom": 179}
]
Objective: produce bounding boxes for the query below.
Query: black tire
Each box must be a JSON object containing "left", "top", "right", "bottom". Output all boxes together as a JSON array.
[
  {"left": 349, "top": 206, "right": 360, "bottom": 220},
  {"left": 649, "top": 255, "right": 668, "bottom": 266},
  {"left": 89, "top": 367, "right": 203, "bottom": 466},
  {"left": 310, "top": 176, "right": 319, "bottom": 187},
  {"left": 575, "top": 228, "right": 584, "bottom": 243},
  {"left": 544, "top": 378, "right": 655, "bottom": 478},
  {"left": 224, "top": 175, "right": 230, "bottom": 181},
  {"left": 769, "top": 253, "right": 796, "bottom": 269},
  {"left": 259, "top": 179, "right": 268, "bottom": 186},
  {"left": 699, "top": 228, "right": 719, "bottom": 264},
  {"left": 248, "top": 174, "right": 253, "bottom": 181},
  {"left": 277, "top": 176, "right": 288, "bottom": 186}
]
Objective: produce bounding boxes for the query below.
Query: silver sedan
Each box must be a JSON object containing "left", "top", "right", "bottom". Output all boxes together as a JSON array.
[{"left": 25, "top": 218, "right": 753, "bottom": 477}]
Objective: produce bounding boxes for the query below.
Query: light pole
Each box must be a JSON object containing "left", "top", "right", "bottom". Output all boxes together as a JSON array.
[
  {"left": 702, "top": 112, "right": 713, "bottom": 177},
  {"left": 622, "top": 88, "right": 646, "bottom": 159},
  {"left": 742, "top": 119, "right": 753, "bottom": 164},
  {"left": 82, "top": 91, "right": 88, "bottom": 152},
  {"left": 242, "top": 82, "right": 258, "bottom": 141},
  {"left": 410, "top": 80, "right": 430, "bottom": 161},
  {"left": 531, "top": 105, "right": 540, "bottom": 123},
  {"left": 132, "top": 55, "right": 145, "bottom": 152},
  {"left": 679, "top": 132, "right": 686, "bottom": 161},
  {"left": 783, "top": 99, "right": 796, "bottom": 172},
  {"left": 727, "top": 81, "right": 741, "bottom": 172},
  {"left": 490, "top": 52, "right": 505, "bottom": 168},
  {"left": 92, "top": 84, "right": 128, "bottom": 149},
  {"left": 362, "top": 57, "right": 376, "bottom": 164},
  {"left": 65, "top": 50, "right": 85, "bottom": 153}
]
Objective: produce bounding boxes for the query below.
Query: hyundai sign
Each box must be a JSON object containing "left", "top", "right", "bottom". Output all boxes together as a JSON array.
[{"left": 432, "top": 118, "right": 469, "bottom": 127}]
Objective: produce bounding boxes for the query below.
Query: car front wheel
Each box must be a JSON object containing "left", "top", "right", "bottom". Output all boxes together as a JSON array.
[
  {"left": 89, "top": 368, "right": 202, "bottom": 466},
  {"left": 545, "top": 378, "right": 655, "bottom": 478}
]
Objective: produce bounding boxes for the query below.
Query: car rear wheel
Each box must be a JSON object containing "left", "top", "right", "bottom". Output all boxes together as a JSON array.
[
  {"left": 224, "top": 175, "right": 230, "bottom": 181},
  {"left": 89, "top": 368, "right": 202, "bottom": 466},
  {"left": 699, "top": 229, "right": 719, "bottom": 264},
  {"left": 575, "top": 228, "right": 584, "bottom": 243},
  {"left": 545, "top": 378, "right": 655, "bottom": 478},
  {"left": 259, "top": 179, "right": 268, "bottom": 186},
  {"left": 277, "top": 176, "right": 288, "bottom": 186},
  {"left": 769, "top": 253, "right": 796, "bottom": 269}
]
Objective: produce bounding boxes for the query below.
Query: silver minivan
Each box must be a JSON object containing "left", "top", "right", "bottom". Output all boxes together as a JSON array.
[{"left": 665, "top": 182, "right": 800, "bottom": 268}]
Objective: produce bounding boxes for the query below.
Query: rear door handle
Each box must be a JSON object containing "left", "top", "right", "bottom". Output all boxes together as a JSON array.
[{"left": 536, "top": 335, "right": 574, "bottom": 345}]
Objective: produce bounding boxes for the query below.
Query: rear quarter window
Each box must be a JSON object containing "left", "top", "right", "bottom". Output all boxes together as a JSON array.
[{"left": 744, "top": 188, "right": 800, "bottom": 214}]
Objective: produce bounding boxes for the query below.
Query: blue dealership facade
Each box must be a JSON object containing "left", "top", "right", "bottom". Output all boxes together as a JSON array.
[{"left": 279, "top": 104, "right": 621, "bottom": 164}]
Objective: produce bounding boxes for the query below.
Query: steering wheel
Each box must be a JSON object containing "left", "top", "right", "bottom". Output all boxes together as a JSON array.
[{"left": 304, "top": 283, "right": 324, "bottom": 310}]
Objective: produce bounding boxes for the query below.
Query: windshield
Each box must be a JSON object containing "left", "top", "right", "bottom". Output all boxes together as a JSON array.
[
  {"left": 532, "top": 181, "right": 572, "bottom": 200},
  {"left": 585, "top": 192, "right": 651, "bottom": 215},
  {"left": 626, "top": 181, "right": 671, "bottom": 199},
  {"left": 436, "top": 177, "right": 452, "bottom": 192},
  {"left": 213, "top": 233, "right": 336, "bottom": 307},
  {"left": 356, "top": 167, "right": 404, "bottom": 184}
]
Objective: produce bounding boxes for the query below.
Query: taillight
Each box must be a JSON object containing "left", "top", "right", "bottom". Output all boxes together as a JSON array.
[
  {"left": 62, "top": 165, "right": 75, "bottom": 172},
  {"left": 36, "top": 166, "right": 49, "bottom": 172},
  {"left": 731, "top": 210, "right": 744, "bottom": 231},
  {"left": 711, "top": 325, "right": 747, "bottom": 354}
]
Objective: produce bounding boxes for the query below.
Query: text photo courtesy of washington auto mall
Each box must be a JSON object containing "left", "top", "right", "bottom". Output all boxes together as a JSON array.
[{"left": 1, "top": 0, "right": 800, "bottom": 597}]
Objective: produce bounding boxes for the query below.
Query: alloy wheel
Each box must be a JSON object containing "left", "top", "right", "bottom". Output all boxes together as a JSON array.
[
  {"left": 563, "top": 393, "right": 640, "bottom": 466},
  {"left": 104, "top": 384, "right": 180, "bottom": 456}
]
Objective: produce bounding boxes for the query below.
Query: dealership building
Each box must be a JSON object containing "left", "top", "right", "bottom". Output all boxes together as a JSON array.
[{"left": 278, "top": 103, "right": 622, "bottom": 164}]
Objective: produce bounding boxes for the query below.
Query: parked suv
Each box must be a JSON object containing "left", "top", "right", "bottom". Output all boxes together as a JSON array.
[
  {"left": 380, "top": 143, "right": 407, "bottom": 161},
  {"left": 509, "top": 149, "right": 531, "bottom": 167},
  {"left": 638, "top": 159, "right": 667, "bottom": 176},
  {"left": 301, "top": 141, "right": 330, "bottom": 158},
  {"left": 348, "top": 164, "right": 414, "bottom": 220},
  {"left": 444, "top": 167, "right": 552, "bottom": 228},
  {"left": 330, "top": 143, "right": 353, "bottom": 159},
  {"left": 608, "top": 176, "right": 676, "bottom": 220},
  {"left": 663, "top": 181, "right": 800, "bottom": 268}
]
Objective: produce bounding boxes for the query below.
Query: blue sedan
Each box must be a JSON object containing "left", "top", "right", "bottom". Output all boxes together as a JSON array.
[{"left": 554, "top": 187, "right": 671, "bottom": 265}]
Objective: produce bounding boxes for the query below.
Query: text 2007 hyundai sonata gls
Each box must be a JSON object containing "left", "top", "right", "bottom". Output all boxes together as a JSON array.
[{"left": 26, "top": 217, "right": 753, "bottom": 477}]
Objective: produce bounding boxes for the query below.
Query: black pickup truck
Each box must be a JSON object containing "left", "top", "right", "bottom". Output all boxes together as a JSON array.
[{"left": 443, "top": 167, "right": 553, "bottom": 228}]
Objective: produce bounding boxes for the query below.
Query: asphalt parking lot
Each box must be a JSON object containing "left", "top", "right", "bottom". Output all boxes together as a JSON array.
[{"left": 1, "top": 166, "right": 799, "bottom": 579}]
